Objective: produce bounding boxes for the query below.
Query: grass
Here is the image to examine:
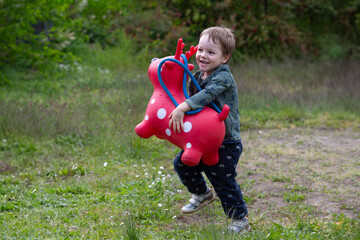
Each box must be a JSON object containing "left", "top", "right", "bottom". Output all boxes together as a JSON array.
[{"left": 0, "top": 44, "right": 359, "bottom": 238}]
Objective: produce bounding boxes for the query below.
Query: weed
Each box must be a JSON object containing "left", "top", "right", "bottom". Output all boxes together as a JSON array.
[
  {"left": 267, "top": 174, "right": 291, "bottom": 183},
  {"left": 283, "top": 192, "right": 306, "bottom": 203},
  {"left": 123, "top": 215, "right": 142, "bottom": 240}
]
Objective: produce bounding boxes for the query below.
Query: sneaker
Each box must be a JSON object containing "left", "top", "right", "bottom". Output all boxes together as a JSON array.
[
  {"left": 181, "top": 188, "right": 216, "bottom": 214},
  {"left": 228, "top": 217, "right": 250, "bottom": 234}
]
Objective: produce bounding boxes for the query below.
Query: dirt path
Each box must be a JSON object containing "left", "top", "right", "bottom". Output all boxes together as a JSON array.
[{"left": 240, "top": 128, "right": 360, "bottom": 220}]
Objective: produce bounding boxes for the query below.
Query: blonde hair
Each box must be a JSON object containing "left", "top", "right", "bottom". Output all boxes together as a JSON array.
[{"left": 200, "top": 26, "right": 236, "bottom": 63}]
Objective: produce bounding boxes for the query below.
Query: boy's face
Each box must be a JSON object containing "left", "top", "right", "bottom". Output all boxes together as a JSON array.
[{"left": 196, "top": 35, "right": 230, "bottom": 78}]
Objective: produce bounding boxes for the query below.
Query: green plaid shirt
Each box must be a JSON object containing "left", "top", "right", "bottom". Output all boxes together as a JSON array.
[{"left": 185, "top": 65, "right": 241, "bottom": 143}]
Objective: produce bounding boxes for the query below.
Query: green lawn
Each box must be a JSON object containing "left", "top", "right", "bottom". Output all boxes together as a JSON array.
[{"left": 1, "top": 47, "right": 359, "bottom": 239}]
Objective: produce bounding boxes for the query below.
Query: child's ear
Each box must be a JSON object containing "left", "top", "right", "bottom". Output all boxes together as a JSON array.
[{"left": 222, "top": 53, "right": 231, "bottom": 64}]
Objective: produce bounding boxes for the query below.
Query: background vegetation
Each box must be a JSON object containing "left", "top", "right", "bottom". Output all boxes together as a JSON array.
[
  {"left": 1, "top": 0, "right": 359, "bottom": 239},
  {"left": 1, "top": 0, "right": 360, "bottom": 72}
]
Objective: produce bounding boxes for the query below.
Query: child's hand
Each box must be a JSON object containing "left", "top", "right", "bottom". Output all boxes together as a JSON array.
[
  {"left": 169, "top": 108, "right": 184, "bottom": 133},
  {"left": 169, "top": 102, "right": 191, "bottom": 133}
]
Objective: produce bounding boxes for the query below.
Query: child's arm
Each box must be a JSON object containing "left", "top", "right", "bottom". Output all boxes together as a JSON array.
[
  {"left": 186, "top": 76, "right": 231, "bottom": 110},
  {"left": 169, "top": 102, "right": 192, "bottom": 133}
]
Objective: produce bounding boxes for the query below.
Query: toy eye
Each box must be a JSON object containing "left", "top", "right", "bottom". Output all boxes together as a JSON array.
[{"left": 151, "top": 57, "right": 159, "bottom": 63}]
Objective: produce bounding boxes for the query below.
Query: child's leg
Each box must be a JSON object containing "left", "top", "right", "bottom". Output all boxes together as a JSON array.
[
  {"left": 203, "top": 142, "right": 248, "bottom": 220},
  {"left": 173, "top": 150, "right": 208, "bottom": 194}
]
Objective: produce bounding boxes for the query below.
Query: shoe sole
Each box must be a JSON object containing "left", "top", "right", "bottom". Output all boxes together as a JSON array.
[{"left": 181, "top": 194, "right": 216, "bottom": 214}]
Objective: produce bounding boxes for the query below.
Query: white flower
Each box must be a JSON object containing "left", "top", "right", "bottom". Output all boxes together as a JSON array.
[
  {"left": 103, "top": 162, "right": 108, "bottom": 167},
  {"left": 135, "top": 175, "right": 140, "bottom": 178},
  {"left": 159, "top": 166, "right": 164, "bottom": 169},
  {"left": 142, "top": 165, "right": 146, "bottom": 167},
  {"left": 158, "top": 203, "right": 163, "bottom": 207},
  {"left": 158, "top": 171, "right": 162, "bottom": 175},
  {"left": 172, "top": 216, "right": 177, "bottom": 219},
  {"left": 177, "top": 190, "right": 182, "bottom": 193}
]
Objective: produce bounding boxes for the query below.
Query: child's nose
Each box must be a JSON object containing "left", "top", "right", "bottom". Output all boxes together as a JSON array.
[{"left": 199, "top": 51, "right": 206, "bottom": 58}]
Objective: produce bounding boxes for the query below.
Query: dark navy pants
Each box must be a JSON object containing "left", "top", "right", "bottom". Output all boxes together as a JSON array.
[{"left": 173, "top": 142, "right": 248, "bottom": 220}]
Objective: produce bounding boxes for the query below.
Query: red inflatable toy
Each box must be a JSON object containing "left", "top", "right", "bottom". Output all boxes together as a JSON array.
[{"left": 135, "top": 39, "right": 229, "bottom": 166}]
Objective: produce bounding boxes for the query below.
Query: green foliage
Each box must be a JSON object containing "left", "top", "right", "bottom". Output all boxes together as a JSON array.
[
  {"left": 165, "top": 0, "right": 360, "bottom": 59},
  {"left": 123, "top": 215, "right": 141, "bottom": 240},
  {"left": 1, "top": 0, "right": 359, "bottom": 74},
  {"left": 0, "top": 0, "right": 82, "bottom": 70},
  {"left": 0, "top": 138, "right": 37, "bottom": 154},
  {"left": 77, "top": 0, "right": 132, "bottom": 47},
  {"left": 0, "top": 73, "right": 11, "bottom": 86}
]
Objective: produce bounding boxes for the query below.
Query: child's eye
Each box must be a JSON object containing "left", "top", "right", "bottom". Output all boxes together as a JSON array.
[{"left": 198, "top": 48, "right": 203, "bottom": 52}]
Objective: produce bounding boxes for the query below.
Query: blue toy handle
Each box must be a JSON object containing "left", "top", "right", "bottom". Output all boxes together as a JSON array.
[{"left": 157, "top": 54, "right": 221, "bottom": 115}]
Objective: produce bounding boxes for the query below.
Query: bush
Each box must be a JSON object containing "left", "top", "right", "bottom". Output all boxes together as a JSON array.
[
  {"left": 1, "top": 0, "right": 359, "bottom": 73},
  {"left": 0, "top": 0, "right": 83, "bottom": 70}
]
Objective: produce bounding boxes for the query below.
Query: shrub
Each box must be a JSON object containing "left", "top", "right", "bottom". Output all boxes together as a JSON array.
[{"left": 0, "top": 0, "right": 82, "bottom": 70}]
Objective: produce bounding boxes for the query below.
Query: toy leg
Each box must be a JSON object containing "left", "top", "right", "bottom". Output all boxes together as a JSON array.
[
  {"left": 202, "top": 151, "right": 220, "bottom": 166},
  {"left": 181, "top": 148, "right": 202, "bottom": 166},
  {"left": 134, "top": 121, "right": 154, "bottom": 139}
]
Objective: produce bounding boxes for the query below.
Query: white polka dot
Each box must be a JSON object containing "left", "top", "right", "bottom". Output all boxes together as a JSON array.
[
  {"left": 183, "top": 121, "right": 192, "bottom": 133},
  {"left": 186, "top": 142, "right": 192, "bottom": 148},
  {"left": 145, "top": 115, "right": 149, "bottom": 120},
  {"left": 165, "top": 129, "right": 171, "bottom": 136},
  {"left": 151, "top": 99, "right": 155, "bottom": 104},
  {"left": 157, "top": 108, "right": 166, "bottom": 119}
]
